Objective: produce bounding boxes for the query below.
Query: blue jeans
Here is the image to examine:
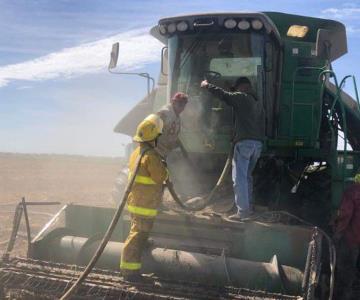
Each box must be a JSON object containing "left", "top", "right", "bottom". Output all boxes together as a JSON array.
[{"left": 232, "top": 140, "right": 262, "bottom": 214}]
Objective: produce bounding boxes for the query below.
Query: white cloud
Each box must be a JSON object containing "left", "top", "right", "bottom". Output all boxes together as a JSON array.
[
  {"left": 321, "top": 7, "right": 360, "bottom": 19},
  {"left": 0, "top": 28, "right": 162, "bottom": 88}
]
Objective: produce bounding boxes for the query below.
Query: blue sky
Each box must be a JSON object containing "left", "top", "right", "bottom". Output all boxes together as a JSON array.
[{"left": 0, "top": 0, "right": 360, "bottom": 156}]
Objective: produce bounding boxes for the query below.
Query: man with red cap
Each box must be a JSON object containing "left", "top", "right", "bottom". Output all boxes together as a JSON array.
[{"left": 156, "top": 92, "right": 188, "bottom": 158}]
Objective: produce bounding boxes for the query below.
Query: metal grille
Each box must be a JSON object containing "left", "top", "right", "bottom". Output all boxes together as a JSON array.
[{"left": 0, "top": 257, "right": 301, "bottom": 300}]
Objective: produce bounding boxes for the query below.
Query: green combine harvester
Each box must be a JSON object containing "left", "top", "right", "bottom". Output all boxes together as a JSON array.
[{"left": 1, "top": 11, "right": 360, "bottom": 300}]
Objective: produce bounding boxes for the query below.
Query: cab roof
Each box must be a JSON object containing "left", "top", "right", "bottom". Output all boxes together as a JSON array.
[{"left": 150, "top": 11, "right": 347, "bottom": 61}]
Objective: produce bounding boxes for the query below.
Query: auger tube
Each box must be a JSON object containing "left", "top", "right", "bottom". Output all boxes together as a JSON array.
[{"left": 51, "top": 235, "right": 304, "bottom": 295}]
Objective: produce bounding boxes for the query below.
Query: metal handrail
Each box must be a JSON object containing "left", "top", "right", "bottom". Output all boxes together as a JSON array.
[
  {"left": 108, "top": 70, "right": 155, "bottom": 96},
  {"left": 291, "top": 67, "right": 352, "bottom": 192},
  {"left": 319, "top": 70, "right": 348, "bottom": 189},
  {"left": 2, "top": 198, "right": 61, "bottom": 261},
  {"left": 352, "top": 75, "right": 360, "bottom": 111},
  {"left": 338, "top": 75, "right": 360, "bottom": 112}
]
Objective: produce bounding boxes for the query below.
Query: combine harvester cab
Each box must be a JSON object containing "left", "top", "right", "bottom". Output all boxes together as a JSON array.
[{"left": 2, "top": 12, "right": 360, "bottom": 300}]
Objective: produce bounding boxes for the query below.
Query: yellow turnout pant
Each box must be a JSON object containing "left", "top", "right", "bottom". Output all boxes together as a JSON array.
[{"left": 120, "top": 215, "right": 154, "bottom": 273}]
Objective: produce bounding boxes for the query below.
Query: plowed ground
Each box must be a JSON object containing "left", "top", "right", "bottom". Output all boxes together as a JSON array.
[{"left": 0, "top": 153, "right": 123, "bottom": 256}]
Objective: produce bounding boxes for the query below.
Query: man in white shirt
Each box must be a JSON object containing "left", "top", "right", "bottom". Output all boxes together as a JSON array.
[{"left": 156, "top": 92, "right": 188, "bottom": 158}]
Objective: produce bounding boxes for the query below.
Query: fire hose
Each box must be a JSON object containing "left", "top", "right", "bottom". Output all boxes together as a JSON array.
[
  {"left": 165, "top": 179, "right": 192, "bottom": 211},
  {"left": 59, "top": 146, "right": 151, "bottom": 300},
  {"left": 170, "top": 144, "right": 234, "bottom": 211},
  {"left": 196, "top": 145, "right": 233, "bottom": 208}
]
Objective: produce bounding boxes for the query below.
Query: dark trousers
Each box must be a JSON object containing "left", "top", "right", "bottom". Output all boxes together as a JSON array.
[{"left": 334, "top": 238, "right": 359, "bottom": 300}]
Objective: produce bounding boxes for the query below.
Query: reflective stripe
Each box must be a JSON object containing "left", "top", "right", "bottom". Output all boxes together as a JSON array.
[
  {"left": 120, "top": 260, "right": 142, "bottom": 270},
  {"left": 128, "top": 205, "right": 158, "bottom": 217},
  {"left": 135, "top": 175, "right": 156, "bottom": 185},
  {"left": 129, "top": 173, "right": 156, "bottom": 185}
]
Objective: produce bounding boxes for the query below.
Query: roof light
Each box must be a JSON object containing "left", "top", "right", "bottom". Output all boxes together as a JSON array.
[
  {"left": 167, "top": 23, "right": 176, "bottom": 34},
  {"left": 287, "top": 25, "right": 309, "bottom": 38},
  {"left": 292, "top": 48, "right": 299, "bottom": 55},
  {"left": 176, "top": 21, "right": 188, "bottom": 32},
  {"left": 224, "top": 19, "right": 237, "bottom": 29},
  {"left": 238, "top": 20, "right": 250, "bottom": 30},
  {"left": 251, "top": 19, "right": 263, "bottom": 30},
  {"left": 159, "top": 24, "right": 167, "bottom": 35}
]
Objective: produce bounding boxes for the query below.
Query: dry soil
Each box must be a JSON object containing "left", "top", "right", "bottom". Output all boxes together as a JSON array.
[{"left": 0, "top": 152, "right": 123, "bottom": 256}]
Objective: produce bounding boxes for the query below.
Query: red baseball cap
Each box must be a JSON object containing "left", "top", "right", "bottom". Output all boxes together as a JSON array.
[{"left": 171, "top": 92, "right": 188, "bottom": 103}]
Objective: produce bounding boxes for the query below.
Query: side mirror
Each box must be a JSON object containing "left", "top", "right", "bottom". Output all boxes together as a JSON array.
[
  {"left": 161, "top": 46, "right": 168, "bottom": 76},
  {"left": 109, "top": 42, "right": 119, "bottom": 69},
  {"left": 316, "top": 29, "right": 332, "bottom": 60},
  {"left": 265, "top": 42, "right": 273, "bottom": 72}
]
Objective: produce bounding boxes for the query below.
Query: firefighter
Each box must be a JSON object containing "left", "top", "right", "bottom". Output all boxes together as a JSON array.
[
  {"left": 333, "top": 172, "right": 360, "bottom": 300},
  {"left": 120, "top": 114, "right": 168, "bottom": 283},
  {"left": 156, "top": 92, "right": 188, "bottom": 158}
]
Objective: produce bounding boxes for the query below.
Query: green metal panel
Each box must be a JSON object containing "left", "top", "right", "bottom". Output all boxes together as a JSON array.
[
  {"left": 277, "top": 40, "right": 324, "bottom": 146},
  {"left": 64, "top": 205, "right": 126, "bottom": 241},
  {"left": 292, "top": 104, "right": 313, "bottom": 137}
]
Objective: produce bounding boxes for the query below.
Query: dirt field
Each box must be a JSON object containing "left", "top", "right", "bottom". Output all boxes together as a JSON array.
[{"left": 0, "top": 152, "right": 124, "bottom": 256}]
